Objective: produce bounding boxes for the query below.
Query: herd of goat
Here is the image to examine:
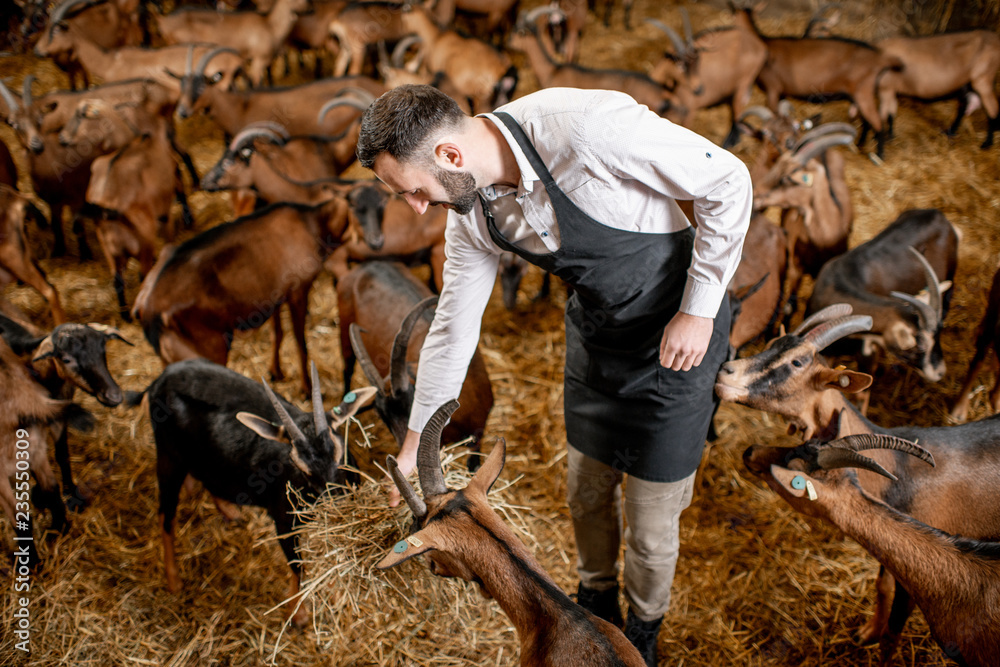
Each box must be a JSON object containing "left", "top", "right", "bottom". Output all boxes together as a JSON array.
[{"left": 1, "top": 0, "right": 1000, "bottom": 664}]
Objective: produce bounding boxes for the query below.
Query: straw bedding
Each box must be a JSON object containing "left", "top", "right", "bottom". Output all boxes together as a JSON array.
[{"left": 1, "top": 0, "right": 998, "bottom": 664}]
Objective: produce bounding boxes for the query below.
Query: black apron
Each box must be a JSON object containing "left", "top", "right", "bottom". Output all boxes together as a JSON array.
[{"left": 483, "top": 112, "right": 730, "bottom": 483}]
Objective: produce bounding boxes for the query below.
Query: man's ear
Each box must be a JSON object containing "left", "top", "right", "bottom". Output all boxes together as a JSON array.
[{"left": 434, "top": 142, "right": 463, "bottom": 169}]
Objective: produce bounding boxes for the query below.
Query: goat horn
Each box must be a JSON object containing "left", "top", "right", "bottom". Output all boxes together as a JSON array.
[
  {"left": 680, "top": 7, "right": 694, "bottom": 45},
  {"left": 818, "top": 433, "right": 936, "bottom": 476},
  {"left": 21, "top": 75, "right": 34, "bottom": 109},
  {"left": 645, "top": 18, "right": 687, "bottom": 56},
  {"left": 0, "top": 78, "right": 20, "bottom": 112},
  {"left": 49, "top": 0, "right": 93, "bottom": 31},
  {"left": 195, "top": 46, "right": 241, "bottom": 78},
  {"left": 227, "top": 125, "right": 287, "bottom": 153},
  {"left": 348, "top": 323, "right": 388, "bottom": 394},
  {"left": 519, "top": 6, "right": 565, "bottom": 30},
  {"left": 793, "top": 122, "right": 857, "bottom": 152},
  {"left": 910, "top": 245, "right": 943, "bottom": 324},
  {"left": 792, "top": 132, "right": 855, "bottom": 166},
  {"left": 737, "top": 105, "right": 773, "bottom": 123},
  {"left": 387, "top": 454, "right": 427, "bottom": 519},
  {"left": 260, "top": 377, "right": 307, "bottom": 446},
  {"left": 777, "top": 99, "right": 795, "bottom": 119},
  {"left": 390, "top": 296, "right": 438, "bottom": 396},
  {"left": 318, "top": 97, "right": 369, "bottom": 124},
  {"left": 185, "top": 45, "right": 194, "bottom": 75},
  {"left": 791, "top": 304, "right": 854, "bottom": 336},
  {"left": 391, "top": 34, "right": 423, "bottom": 68},
  {"left": 417, "top": 399, "right": 459, "bottom": 498},
  {"left": 310, "top": 361, "right": 330, "bottom": 438},
  {"left": 803, "top": 314, "right": 873, "bottom": 351},
  {"left": 335, "top": 86, "right": 378, "bottom": 104},
  {"left": 890, "top": 291, "right": 935, "bottom": 331}
]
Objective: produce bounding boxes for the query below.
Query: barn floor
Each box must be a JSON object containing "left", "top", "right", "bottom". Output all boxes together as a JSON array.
[{"left": 2, "top": 0, "right": 1000, "bottom": 665}]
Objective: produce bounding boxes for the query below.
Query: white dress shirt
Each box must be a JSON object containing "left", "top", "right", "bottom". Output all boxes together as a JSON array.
[{"left": 407, "top": 88, "right": 752, "bottom": 433}]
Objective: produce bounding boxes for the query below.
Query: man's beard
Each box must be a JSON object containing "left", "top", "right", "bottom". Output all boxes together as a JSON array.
[{"left": 433, "top": 166, "right": 478, "bottom": 215}]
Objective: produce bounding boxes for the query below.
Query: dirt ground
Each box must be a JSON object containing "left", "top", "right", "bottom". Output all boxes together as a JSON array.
[{"left": 2, "top": 0, "right": 1000, "bottom": 665}]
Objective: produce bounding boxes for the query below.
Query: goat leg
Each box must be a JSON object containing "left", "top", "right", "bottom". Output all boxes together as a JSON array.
[
  {"left": 878, "top": 584, "right": 915, "bottom": 666},
  {"left": 52, "top": 425, "right": 90, "bottom": 511},
  {"left": 269, "top": 309, "right": 285, "bottom": 382},
  {"left": 854, "top": 565, "right": 895, "bottom": 645}
]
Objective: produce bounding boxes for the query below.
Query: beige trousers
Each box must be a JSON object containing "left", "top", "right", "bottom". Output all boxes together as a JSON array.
[{"left": 566, "top": 443, "right": 696, "bottom": 622}]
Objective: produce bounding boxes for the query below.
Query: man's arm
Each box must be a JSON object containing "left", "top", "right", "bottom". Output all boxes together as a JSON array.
[
  {"left": 388, "top": 211, "right": 499, "bottom": 505},
  {"left": 585, "top": 94, "right": 753, "bottom": 367}
]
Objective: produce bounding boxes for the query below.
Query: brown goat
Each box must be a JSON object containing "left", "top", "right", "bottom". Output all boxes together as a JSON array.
[
  {"left": 338, "top": 262, "right": 493, "bottom": 458},
  {"left": 648, "top": 6, "right": 768, "bottom": 148},
  {"left": 0, "top": 184, "right": 65, "bottom": 324},
  {"left": 747, "top": 430, "right": 1000, "bottom": 667},
  {"left": 508, "top": 9, "right": 675, "bottom": 116},
  {"left": 400, "top": 4, "right": 518, "bottom": 114},
  {"left": 154, "top": 0, "right": 307, "bottom": 86},
  {"left": 132, "top": 198, "right": 351, "bottom": 394},
  {"left": 727, "top": 212, "right": 786, "bottom": 352},
  {"left": 327, "top": 1, "right": 412, "bottom": 76},
  {"left": 749, "top": 10, "right": 903, "bottom": 158},
  {"left": 378, "top": 400, "right": 645, "bottom": 667},
  {"left": 875, "top": 31, "right": 1000, "bottom": 149},
  {"left": 716, "top": 306, "right": 1000, "bottom": 660}
]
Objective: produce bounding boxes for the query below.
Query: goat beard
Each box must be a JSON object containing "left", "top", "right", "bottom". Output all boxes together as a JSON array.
[{"left": 432, "top": 166, "right": 478, "bottom": 215}]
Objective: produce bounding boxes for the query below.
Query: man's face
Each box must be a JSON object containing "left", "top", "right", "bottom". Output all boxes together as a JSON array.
[{"left": 372, "top": 153, "right": 477, "bottom": 215}]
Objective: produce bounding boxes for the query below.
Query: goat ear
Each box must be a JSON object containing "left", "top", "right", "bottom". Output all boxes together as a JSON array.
[
  {"left": 468, "top": 437, "right": 505, "bottom": 496},
  {"left": 289, "top": 445, "right": 312, "bottom": 476},
  {"left": 813, "top": 367, "right": 872, "bottom": 394},
  {"left": 31, "top": 335, "right": 55, "bottom": 362},
  {"left": 375, "top": 523, "right": 446, "bottom": 570},
  {"left": 769, "top": 465, "right": 810, "bottom": 499},
  {"left": 236, "top": 411, "right": 284, "bottom": 441},
  {"left": 329, "top": 386, "right": 377, "bottom": 429}
]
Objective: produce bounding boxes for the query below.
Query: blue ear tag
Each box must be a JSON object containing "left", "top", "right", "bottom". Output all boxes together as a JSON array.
[
  {"left": 791, "top": 475, "right": 807, "bottom": 490},
  {"left": 393, "top": 540, "right": 408, "bottom": 554},
  {"left": 344, "top": 391, "right": 357, "bottom": 403}
]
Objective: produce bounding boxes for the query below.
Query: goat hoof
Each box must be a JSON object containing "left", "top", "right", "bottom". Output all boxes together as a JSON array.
[{"left": 852, "top": 621, "right": 882, "bottom": 646}]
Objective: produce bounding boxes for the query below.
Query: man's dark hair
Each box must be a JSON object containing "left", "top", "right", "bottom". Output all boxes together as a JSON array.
[{"left": 356, "top": 85, "right": 467, "bottom": 169}]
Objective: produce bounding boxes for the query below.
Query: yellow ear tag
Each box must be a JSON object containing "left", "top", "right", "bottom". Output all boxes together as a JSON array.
[
  {"left": 805, "top": 480, "right": 818, "bottom": 501},
  {"left": 407, "top": 535, "right": 423, "bottom": 548}
]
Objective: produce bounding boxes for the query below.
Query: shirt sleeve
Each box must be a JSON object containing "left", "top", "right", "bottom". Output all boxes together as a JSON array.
[
  {"left": 407, "top": 208, "right": 500, "bottom": 433},
  {"left": 583, "top": 92, "right": 752, "bottom": 319}
]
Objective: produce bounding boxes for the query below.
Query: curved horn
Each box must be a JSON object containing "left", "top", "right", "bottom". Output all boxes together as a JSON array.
[
  {"left": 227, "top": 123, "right": 288, "bottom": 152},
  {"left": 0, "top": 79, "right": 20, "bottom": 112},
  {"left": 391, "top": 34, "right": 423, "bottom": 68},
  {"left": 910, "top": 245, "right": 943, "bottom": 324},
  {"left": 195, "top": 46, "right": 241, "bottom": 78},
  {"left": 49, "top": 0, "right": 94, "bottom": 29},
  {"left": 387, "top": 454, "right": 426, "bottom": 519},
  {"left": 417, "top": 399, "right": 459, "bottom": 498},
  {"left": 680, "top": 7, "right": 694, "bottom": 45},
  {"left": 318, "top": 97, "right": 370, "bottom": 124},
  {"left": 890, "top": 290, "right": 935, "bottom": 330},
  {"left": 791, "top": 304, "right": 854, "bottom": 336},
  {"left": 791, "top": 132, "right": 856, "bottom": 166},
  {"left": 737, "top": 105, "right": 773, "bottom": 123},
  {"left": 348, "top": 323, "right": 388, "bottom": 394},
  {"left": 777, "top": 99, "right": 795, "bottom": 119},
  {"left": 185, "top": 45, "right": 194, "bottom": 75},
  {"left": 818, "top": 433, "right": 936, "bottom": 476},
  {"left": 520, "top": 6, "right": 565, "bottom": 30},
  {"left": 793, "top": 122, "right": 857, "bottom": 153},
  {"left": 334, "top": 86, "right": 378, "bottom": 105},
  {"left": 645, "top": 18, "right": 688, "bottom": 56},
  {"left": 21, "top": 75, "right": 34, "bottom": 109},
  {"left": 803, "top": 314, "right": 874, "bottom": 351},
  {"left": 261, "top": 377, "right": 307, "bottom": 445},
  {"left": 310, "top": 361, "right": 330, "bottom": 438},
  {"left": 389, "top": 296, "right": 438, "bottom": 396}
]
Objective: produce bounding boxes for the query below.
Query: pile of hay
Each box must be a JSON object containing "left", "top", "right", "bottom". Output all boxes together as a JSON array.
[{"left": 1, "top": 0, "right": 997, "bottom": 664}]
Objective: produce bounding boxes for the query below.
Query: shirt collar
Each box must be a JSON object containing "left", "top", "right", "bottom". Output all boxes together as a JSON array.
[{"left": 479, "top": 112, "right": 539, "bottom": 201}]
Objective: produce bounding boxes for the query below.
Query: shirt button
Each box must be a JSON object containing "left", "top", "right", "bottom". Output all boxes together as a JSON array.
[
  {"left": 541, "top": 232, "right": 548, "bottom": 237},
  {"left": 706, "top": 152, "right": 712, "bottom": 158}
]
